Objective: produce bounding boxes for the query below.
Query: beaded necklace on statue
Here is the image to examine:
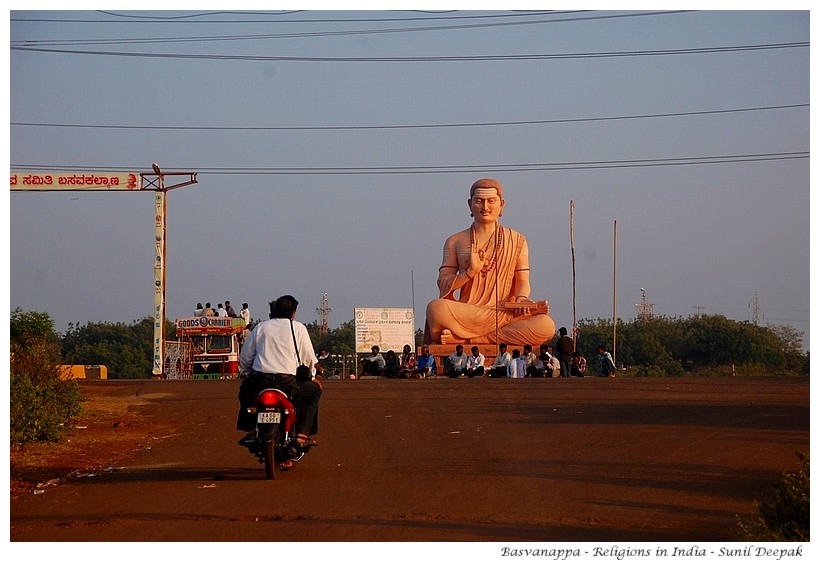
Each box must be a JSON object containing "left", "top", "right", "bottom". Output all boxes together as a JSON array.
[{"left": 471, "top": 224, "right": 503, "bottom": 277}]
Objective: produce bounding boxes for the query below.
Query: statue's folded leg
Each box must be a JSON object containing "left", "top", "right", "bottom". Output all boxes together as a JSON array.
[
  {"left": 470, "top": 314, "right": 556, "bottom": 345},
  {"left": 427, "top": 298, "right": 554, "bottom": 345}
]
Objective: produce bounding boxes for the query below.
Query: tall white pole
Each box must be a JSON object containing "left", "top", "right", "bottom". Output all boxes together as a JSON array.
[
  {"left": 152, "top": 187, "right": 166, "bottom": 376},
  {"left": 570, "top": 201, "right": 577, "bottom": 350},
  {"left": 612, "top": 220, "right": 617, "bottom": 364}
]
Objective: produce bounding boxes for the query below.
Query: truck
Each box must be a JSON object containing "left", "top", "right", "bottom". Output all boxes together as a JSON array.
[{"left": 174, "top": 316, "right": 247, "bottom": 380}]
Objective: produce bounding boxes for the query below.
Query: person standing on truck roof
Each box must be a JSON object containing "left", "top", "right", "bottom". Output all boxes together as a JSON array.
[
  {"left": 225, "top": 300, "right": 237, "bottom": 318},
  {"left": 203, "top": 303, "right": 215, "bottom": 317},
  {"left": 240, "top": 303, "right": 251, "bottom": 325},
  {"left": 217, "top": 303, "right": 228, "bottom": 317},
  {"left": 194, "top": 303, "right": 204, "bottom": 317}
]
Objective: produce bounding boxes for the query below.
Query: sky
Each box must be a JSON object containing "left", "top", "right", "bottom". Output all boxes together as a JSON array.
[{"left": 7, "top": 7, "right": 811, "bottom": 352}]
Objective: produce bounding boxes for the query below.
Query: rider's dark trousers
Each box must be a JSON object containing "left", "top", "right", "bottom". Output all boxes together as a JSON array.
[{"left": 237, "top": 372, "right": 321, "bottom": 436}]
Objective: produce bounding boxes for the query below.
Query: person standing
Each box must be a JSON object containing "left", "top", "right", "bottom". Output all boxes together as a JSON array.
[
  {"left": 236, "top": 294, "right": 322, "bottom": 447},
  {"left": 597, "top": 344, "right": 616, "bottom": 378},
  {"left": 224, "top": 300, "right": 237, "bottom": 318},
  {"left": 194, "top": 303, "right": 204, "bottom": 317},
  {"left": 240, "top": 303, "right": 251, "bottom": 325},
  {"left": 217, "top": 303, "right": 228, "bottom": 317},
  {"left": 489, "top": 343, "right": 511, "bottom": 378},
  {"left": 556, "top": 327, "right": 574, "bottom": 378},
  {"left": 202, "top": 302, "right": 215, "bottom": 317}
]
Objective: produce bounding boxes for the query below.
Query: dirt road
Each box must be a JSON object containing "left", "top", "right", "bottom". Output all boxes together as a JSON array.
[{"left": 10, "top": 376, "right": 809, "bottom": 544}]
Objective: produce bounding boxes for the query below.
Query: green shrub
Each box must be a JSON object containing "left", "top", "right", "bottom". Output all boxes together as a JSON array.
[
  {"left": 738, "top": 452, "right": 809, "bottom": 541},
  {"left": 10, "top": 371, "right": 83, "bottom": 444},
  {"left": 10, "top": 309, "right": 84, "bottom": 444}
]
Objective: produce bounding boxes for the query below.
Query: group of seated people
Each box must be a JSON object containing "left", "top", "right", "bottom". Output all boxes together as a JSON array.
[
  {"left": 359, "top": 342, "right": 588, "bottom": 379},
  {"left": 360, "top": 344, "right": 437, "bottom": 379},
  {"left": 449, "top": 342, "right": 572, "bottom": 379}
]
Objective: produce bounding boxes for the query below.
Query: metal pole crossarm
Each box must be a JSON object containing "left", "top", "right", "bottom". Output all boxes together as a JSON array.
[{"left": 141, "top": 171, "right": 198, "bottom": 192}]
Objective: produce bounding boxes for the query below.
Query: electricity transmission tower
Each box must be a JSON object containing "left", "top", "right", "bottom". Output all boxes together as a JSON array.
[
  {"left": 749, "top": 291, "right": 762, "bottom": 325},
  {"left": 316, "top": 293, "right": 331, "bottom": 336},
  {"left": 635, "top": 287, "right": 655, "bottom": 320}
]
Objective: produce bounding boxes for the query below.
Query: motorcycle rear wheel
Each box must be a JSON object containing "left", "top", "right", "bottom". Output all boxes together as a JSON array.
[{"left": 264, "top": 438, "right": 277, "bottom": 480}]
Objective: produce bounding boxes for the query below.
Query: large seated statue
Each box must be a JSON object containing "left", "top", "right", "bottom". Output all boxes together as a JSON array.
[{"left": 424, "top": 178, "right": 555, "bottom": 346}]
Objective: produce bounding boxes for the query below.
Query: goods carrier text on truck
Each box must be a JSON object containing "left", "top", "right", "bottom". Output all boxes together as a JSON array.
[{"left": 174, "top": 316, "right": 247, "bottom": 379}]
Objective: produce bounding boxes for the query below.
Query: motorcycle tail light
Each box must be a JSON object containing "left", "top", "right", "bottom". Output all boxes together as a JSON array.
[{"left": 257, "top": 390, "right": 287, "bottom": 407}]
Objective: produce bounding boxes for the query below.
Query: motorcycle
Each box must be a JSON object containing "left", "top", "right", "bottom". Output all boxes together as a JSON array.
[{"left": 241, "top": 387, "right": 314, "bottom": 479}]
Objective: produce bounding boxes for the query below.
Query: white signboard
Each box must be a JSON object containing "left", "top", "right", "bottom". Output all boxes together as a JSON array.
[
  {"left": 10, "top": 171, "right": 142, "bottom": 190},
  {"left": 354, "top": 308, "right": 415, "bottom": 354}
]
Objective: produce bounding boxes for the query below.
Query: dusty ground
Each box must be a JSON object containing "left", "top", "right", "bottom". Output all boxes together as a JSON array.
[
  {"left": 9, "top": 376, "right": 810, "bottom": 543},
  {"left": 9, "top": 383, "right": 176, "bottom": 498}
]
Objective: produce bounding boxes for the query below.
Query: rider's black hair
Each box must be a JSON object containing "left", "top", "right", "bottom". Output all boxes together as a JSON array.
[{"left": 269, "top": 295, "right": 299, "bottom": 319}]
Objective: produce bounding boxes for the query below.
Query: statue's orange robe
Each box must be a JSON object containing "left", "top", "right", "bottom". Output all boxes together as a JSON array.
[{"left": 424, "top": 226, "right": 555, "bottom": 345}]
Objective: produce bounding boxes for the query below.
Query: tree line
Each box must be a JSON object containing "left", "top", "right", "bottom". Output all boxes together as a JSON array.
[{"left": 11, "top": 308, "right": 809, "bottom": 379}]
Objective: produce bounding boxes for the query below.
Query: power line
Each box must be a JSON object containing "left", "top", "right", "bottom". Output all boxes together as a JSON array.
[
  {"left": 11, "top": 10, "right": 677, "bottom": 30},
  {"left": 10, "top": 103, "right": 808, "bottom": 132},
  {"left": 13, "top": 10, "right": 573, "bottom": 25},
  {"left": 11, "top": 151, "right": 808, "bottom": 176},
  {"left": 11, "top": 41, "right": 806, "bottom": 61}
]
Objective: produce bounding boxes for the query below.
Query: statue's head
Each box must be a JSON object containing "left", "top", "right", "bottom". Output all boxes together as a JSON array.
[
  {"left": 468, "top": 178, "right": 505, "bottom": 220},
  {"left": 470, "top": 178, "right": 504, "bottom": 199}
]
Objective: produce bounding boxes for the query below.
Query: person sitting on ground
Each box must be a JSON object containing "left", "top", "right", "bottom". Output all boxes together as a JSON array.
[
  {"left": 384, "top": 350, "right": 400, "bottom": 378},
  {"left": 571, "top": 351, "right": 587, "bottom": 377},
  {"left": 447, "top": 344, "right": 469, "bottom": 377},
  {"left": 597, "top": 344, "right": 616, "bottom": 377},
  {"left": 522, "top": 343, "right": 539, "bottom": 377},
  {"left": 466, "top": 345, "right": 486, "bottom": 378},
  {"left": 236, "top": 294, "right": 322, "bottom": 448},
  {"left": 360, "top": 345, "right": 386, "bottom": 376},
  {"left": 412, "top": 345, "right": 437, "bottom": 378},
  {"left": 507, "top": 348, "right": 526, "bottom": 379},
  {"left": 539, "top": 344, "right": 559, "bottom": 378},
  {"left": 398, "top": 344, "right": 416, "bottom": 378},
  {"left": 489, "top": 343, "right": 511, "bottom": 378}
]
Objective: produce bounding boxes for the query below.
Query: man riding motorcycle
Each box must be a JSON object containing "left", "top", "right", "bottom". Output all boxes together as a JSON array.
[{"left": 236, "top": 295, "right": 322, "bottom": 447}]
